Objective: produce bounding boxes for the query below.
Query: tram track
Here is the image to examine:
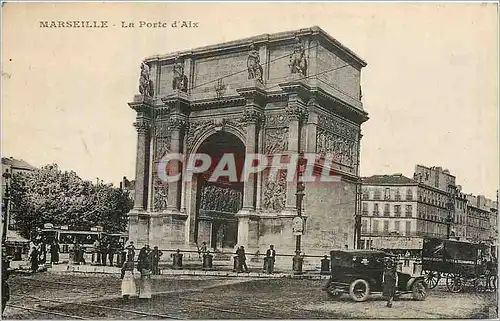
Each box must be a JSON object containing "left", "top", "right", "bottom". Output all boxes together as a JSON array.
[{"left": 8, "top": 275, "right": 275, "bottom": 319}]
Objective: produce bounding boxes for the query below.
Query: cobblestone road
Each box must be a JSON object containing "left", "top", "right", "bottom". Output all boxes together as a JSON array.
[{"left": 3, "top": 273, "right": 498, "bottom": 319}]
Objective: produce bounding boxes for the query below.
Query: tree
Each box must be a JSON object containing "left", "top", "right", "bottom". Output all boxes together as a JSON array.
[{"left": 10, "top": 164, "right": 133, "bottom": 239}]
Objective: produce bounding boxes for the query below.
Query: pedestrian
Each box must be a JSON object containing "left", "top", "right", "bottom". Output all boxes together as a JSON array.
[
  {"left": 100, "top": 237, "right": 108, "bottom": 266},
  {"left": 2, "top": 254, "right": 10, "bottom": 316},
  {"left": 108, "top": 241, "right": 114, "bottom": 267},
  {"left": 137, "top": 245, "right": 152, "bottom": 299},
  {"left": 199, "top": 242, "right": 208, "bottom": 257},
  {"left": 121, "top": 254, "right": 137, "bottom": 299},
  {"left": 266, "top": 245, "right": 276, "bottom": 274},
  {"left": 93, "top": 238, "right": 100, "bottom": 265},
  {"left": 50, "top": 240, "right": 60, "bottom": 264},
  {"left": 382, "top": 256, "right": 398, "bottom": 308},
  {"left": 125, "top": 241, "right": 136, "bottom": 262},
  {"left": 151, "top": 246, "right": 163, "bottom": 275},
  {"left": 29, "top": 242, "right": 39, "bottom": 273},
  {"left": 237, "top": 246, "right": 249, "bottom": 273}
]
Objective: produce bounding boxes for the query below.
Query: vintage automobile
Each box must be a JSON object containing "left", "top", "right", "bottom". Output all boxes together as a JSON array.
[{"left": 322, "top": 250, "right": 427, "bottom": 302}]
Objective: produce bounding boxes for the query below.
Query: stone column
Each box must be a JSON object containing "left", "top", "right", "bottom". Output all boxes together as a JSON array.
[
  {"left": 133, "top": 119, "right": 151, "bottom": 210},
  {"left": 236, "top": 85, "right": 266, "bottom": 248},
  {"left": 166, "top": 117, "right": 187, "bottom": 212}
]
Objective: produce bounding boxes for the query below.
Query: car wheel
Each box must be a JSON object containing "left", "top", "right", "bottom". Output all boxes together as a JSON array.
[
  {"left": 349, "top": 279, "right": 370, "bottom": 302},
  {"left": 411, "top": 279, "right": 427, "bottom": 301}
]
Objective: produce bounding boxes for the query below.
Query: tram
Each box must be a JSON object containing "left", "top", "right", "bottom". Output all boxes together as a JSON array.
[{"left": 37, "top": 225, "right": 126, "bottom": 253}]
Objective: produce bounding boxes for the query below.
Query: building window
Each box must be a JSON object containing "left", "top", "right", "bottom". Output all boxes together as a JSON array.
[
  {"left": 373, "top": 220, "right": 379, "bottom": 233},
  {"left": 373, "top": 203, "right": 379, "bottom": 216},
  {"left": 374, "top": 189, "right": 381, "bottom": 200},
  {"left": 362, "top": 188, "right": 369, "bottom": 200},
  {"left": 362, "top": 202, "right": 368, "bottom": 215},
  {"left": 394, "top": 220, "right": 400, "bottom": 233},
  {"left": 405, "top": 221, "right": 412, "bottom": 236},
  {"left": 394, "top": 205, "right": 401, "bottom": 217},
  {"left": 395, "top": 189, "right": 401, "bottom": 201},
  {"left": 362, "top": 219, "right": 367, "bottom": 233},
  {"left": 406, "top": 188, "right": 413, "bottom": 201},
  {"left": 384, "top": 203, "right": 390, "bottom": 216},
  {"left": 405, "top": 205, "right": 412, "bottom": 217},
  {"left": 384, "top": 188, "right": 390, "bottom": 200},
  {"left": 383, "top": 220, "right": 389, "bottom": 233}
]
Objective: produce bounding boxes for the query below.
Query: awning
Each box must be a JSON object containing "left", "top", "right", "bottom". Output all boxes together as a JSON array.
[{"left": 5, "top": 230, "right": 29, "bottom": 244}]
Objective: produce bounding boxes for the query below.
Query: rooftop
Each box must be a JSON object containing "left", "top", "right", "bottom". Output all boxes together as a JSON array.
[
  {"left": 1, "top": 157, "right": 37, "bottom": 171},
  {"left": 144, "top": 26, "right": 367, "bottom": 68},
  {"left": 362, "top": 174, "right": 417, "bottom": 185}
]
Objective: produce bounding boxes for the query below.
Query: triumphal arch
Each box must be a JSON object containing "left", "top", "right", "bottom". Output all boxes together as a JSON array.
[{"left": 127, "top": 26, "right": 369, "bottom": 256}]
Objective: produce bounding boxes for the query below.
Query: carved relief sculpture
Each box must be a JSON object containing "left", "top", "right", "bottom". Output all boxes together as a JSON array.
[
  {"left": 214, "top": 79, "right": 226, "bottom": 99},
  {"left": 139, "top": 62, "right": 154, "bottom": 97},
  {"left": 200, "top": 184, "right": 242, "bottom": 213},
  {"left": 172, "top": 57, "right": 188, "bottom": 92},
  {"left": 316, "top": 128, "right": 356, "bottom": 168},
  {"left": 262, "top": 170, "right": 287, "bottom": 211},
  {"left": 153, "top": 180, "right": 168, "bottom": 211},
  {"left": 247, "top": 43, "right": 263, "bottom": 83},
  {"left": 265, "top": 128, "right": 289, "bottom": 154},
  {"left": 289, "top": 37, "right": 307, "bottom": 76}
]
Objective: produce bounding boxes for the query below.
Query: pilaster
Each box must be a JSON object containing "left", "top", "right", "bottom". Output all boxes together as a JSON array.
[
  {"left": 236, "top": 84, "right": 267, "bottom": 247},
  {"left": 279, "top": 81, "right": 309, "bottom": 215},
  {"left": 129, "top": 96, "right": 154, "bottom": 211}
]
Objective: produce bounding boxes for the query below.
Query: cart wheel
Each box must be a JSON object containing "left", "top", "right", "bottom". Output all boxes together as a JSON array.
[
  {"left": 411, "top": 279, "right": 427, "bottom": 301},
  {"left": 489, "top": 275, "right": 497, "bottom": 291},
  {"left": 474, "top": 276, "right": 487, "bottom": 293},
  {"left": 447, "top": 274, "right": 464, "bottom": 293},
  {"left": 326, "top": 283, "right": 342, "bottom": 299},
  {"left": 423, "top": 270, "right": 440, "bottom": 289},
  {"left": 349, "top": 279, "right": 370, "bottom": 302}
]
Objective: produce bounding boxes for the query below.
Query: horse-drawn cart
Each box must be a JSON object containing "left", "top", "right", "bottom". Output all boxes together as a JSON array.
[{"left": 421, "top": 238, "right": 495, "bottom": 293}]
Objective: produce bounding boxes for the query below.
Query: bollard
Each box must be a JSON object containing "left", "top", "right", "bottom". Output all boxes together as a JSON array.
[
  {"left": 292, "top": 254, "right": 304, "bottom": 275},
  {"left": 202, "top": 253, "right": 214, "bottom": 271},
  {"left": 320, "top": 256, "right": 330, "bottom": 275},
  {"left": 233, "top": 256, "right": 240, "bottom": 272},
  {"left": 172, "top": 251, "right": 183, "bottom": 269}
]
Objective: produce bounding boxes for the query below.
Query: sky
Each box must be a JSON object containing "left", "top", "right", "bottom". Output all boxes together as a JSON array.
[{"left": 2, "top": 2, "right": 499, "bottom": 199}]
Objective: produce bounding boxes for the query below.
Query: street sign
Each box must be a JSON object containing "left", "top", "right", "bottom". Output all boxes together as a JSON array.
[{"left": 292, "top": 217, "right": 304, "bottom": 236}]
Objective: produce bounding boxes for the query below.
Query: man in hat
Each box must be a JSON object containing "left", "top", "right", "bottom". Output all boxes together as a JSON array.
[{"left": 382, "top": 255, "right": 398, "bottom": 308}]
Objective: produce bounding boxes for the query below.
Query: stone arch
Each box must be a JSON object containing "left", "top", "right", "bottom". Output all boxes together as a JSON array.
[{"left": 190, "top": 123, "right": 246, "bottom": 155}]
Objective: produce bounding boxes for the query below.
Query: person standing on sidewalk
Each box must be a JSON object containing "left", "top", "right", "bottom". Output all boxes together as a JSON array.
[
  {"left": 151, "top": 246, "right": 163, "bottom": 275},
  {"left": 237, "top": 246, "right": 249, "bottom": 273},
  {"left": 266, "top": 245, "right": 276, "bottom": 274},
  {"left": 137, "top": 245, "right": 152, "bottom": 299},
  {"left": 121, "top": 254, "right": 137, "bottom": 299},
  {"left": 382, "top": 256, "right": 398, "bottom": 308},
  {"left": 50, "top": 240, "right": 60, "bottom": 264}
]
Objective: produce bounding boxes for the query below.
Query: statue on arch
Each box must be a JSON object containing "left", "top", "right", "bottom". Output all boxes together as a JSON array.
[
  {"left": 289, "top": 37, "right": 307, "bottom": 76},
  {"left": 172, "top": 57, "right": 188, "bottom": 92},
  {"left": 247, "top": 43, "right": 263, "bottom": 83},
  {"left": 139, "top": 62, "right": 154, "bottom": 97}
]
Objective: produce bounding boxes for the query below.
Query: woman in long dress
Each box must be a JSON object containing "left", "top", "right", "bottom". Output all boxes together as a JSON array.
[
  {"left": 137, "top": 246, "right": 152, "bottom": 299},
  {"left": 121, "top": 255, "right": 137, "bottom": 298}
]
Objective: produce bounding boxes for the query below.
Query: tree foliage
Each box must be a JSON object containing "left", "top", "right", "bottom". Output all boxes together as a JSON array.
[{"left": 9, "top": 164, "right": 133, "bottom": 239}]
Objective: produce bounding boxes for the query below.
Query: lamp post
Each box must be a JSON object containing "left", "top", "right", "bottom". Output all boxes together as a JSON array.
[
  {"left": 292, "top": 152, "right": 306, "bottom": 274},
  {"left": 2, "top": 169, "right": 12, "bottom": 245},
  {"left": 446, "top": 184, "right": 456, "bottom": 239}
]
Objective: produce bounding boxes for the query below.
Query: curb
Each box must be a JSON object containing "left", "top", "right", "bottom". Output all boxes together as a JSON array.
[{"left": 46, "top": 264, "right": 330, "bottom": 280}]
